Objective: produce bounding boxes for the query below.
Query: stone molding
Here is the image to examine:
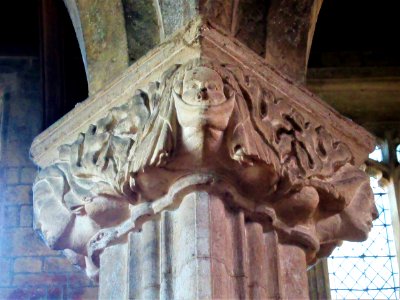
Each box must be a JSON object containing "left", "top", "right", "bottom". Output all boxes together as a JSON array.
[{"left": 31, "top": 20, "right": 374, "bottom": 168}]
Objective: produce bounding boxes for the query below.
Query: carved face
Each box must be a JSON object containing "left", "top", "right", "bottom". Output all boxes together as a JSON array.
[
  {"left": 340, "top": 182, "right": 378, "bottom": 241},
  {"left": 182, "top": 67, "right": 226, "bottom": 105}
]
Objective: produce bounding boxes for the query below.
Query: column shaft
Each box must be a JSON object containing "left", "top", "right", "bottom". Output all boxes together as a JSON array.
[{"left": 99, "top": 191, "right": 309, "bottom": 299}]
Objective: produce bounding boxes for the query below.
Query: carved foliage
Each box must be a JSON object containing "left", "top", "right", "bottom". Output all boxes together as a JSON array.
[
  {"left": 227, "top": 65, "right": 353, "bottom": 184},
  {"left": 33, "top": 59, "right": 374, "bottom": 279}
]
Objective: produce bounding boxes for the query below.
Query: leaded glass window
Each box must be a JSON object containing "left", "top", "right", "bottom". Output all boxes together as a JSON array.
[{"left": 327, "top": 147, "right": 400, "bottom": 299}]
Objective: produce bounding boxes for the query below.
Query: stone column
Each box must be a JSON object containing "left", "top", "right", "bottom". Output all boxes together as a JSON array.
[{"left": 31, "top": 15, "right": 376, "bottom": 300}]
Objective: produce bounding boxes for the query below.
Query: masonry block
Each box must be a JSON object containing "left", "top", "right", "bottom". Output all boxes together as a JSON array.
[
  {"left": 67, "top": 287, "right": 98, "bottom": 300},
  {"left": 20, "top": 167, "right": 37, "bottom": 184},
  {"left": 46, "top": 286, "right": 64, "bottom": 299},
  {"left": 0, "top": 258, "right": 12, "bottom": 287},
  {"left": 68, "top": 273, "right": 94, "bottom": 288},
  {"left": 14, "top": 257, "right": 42, "bottom": 273},
  {"left": 4, "top": 185, "right": 32, "bottom": 204},
  {"left": 5, "top": 168, "right": 19, "bottom": 185},
  {"left": 0, "top": 287, "right": 47, "bottom": 300},
  {"left": 12, "top": 273, "right": 68, "bottom": 287},
  {"left": 3, "top": 205, "right": 19, "bottom": 227},
  {"left": 0, "top": 228, "right": 55, "bottom": 257},
  {"left": 44, "top": 257, "right": 76, "bottom": 273},
  {"left": 19, "top": 205, "right": 33, "bottom": 227}
]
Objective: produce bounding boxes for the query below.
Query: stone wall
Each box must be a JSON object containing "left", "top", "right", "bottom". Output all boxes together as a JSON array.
[{"left": 0, "top": 57, "right": 98, "bottom": 299}]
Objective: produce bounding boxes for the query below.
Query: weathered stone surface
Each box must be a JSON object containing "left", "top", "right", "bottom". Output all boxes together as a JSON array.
[
  {"left": 98, "top": 191, "right": 315, "bottom": 299},
  {"left": 14, "top": 257, "right": 42, "bottom": 273},
  {"left": 63, "top": 0, "right": 129, "bottom": 95},
  {"left": 46, "top": 286, "right": 64, "bottom": 299},
  {"left": 31, "top": 21, "right": 373, "bottom": 168},
  {"left": 12, "top": 273, "right": 68, "bottom": 287},
  {"left": 99, "top": 244, "right": 128, "bottom": 298},
  {"left": 3, "top": 205, "right": 19, "bottom": 227},
  {"left": 4, "top": 186, "right": 31, "bottom": 204},
  {"left": 156, "top": 0, "right": 198, "bottom": 38},
  {"left": 44, "top": 257, "right": 76, "bottom": 273},
  {"left": 4, "top": 168, "right": 19, "bottom": 185},
  {"left": 122, "top": 0, "right": 160, "bottom": 64},
  {"left": 307, "top": 259, "right": 331, "bottom": 299},
  {"left": 234, "top": 0, "right": 268, "bottom": 56},
  {"left": 265, "top": 0, "right": 324, "bottom": 82},
  {"left": 20, "top": 167, "right": 37, "bottom": 184},
  {"left": 30, "top": 19, "right": 203, "bottom": 167},
  {"left": 0, "top": 228, "right": 55, "bottom": 257},
  {"left": 67, "top": 272, "right": 94, "bottom": 288},
  {"left": 31, "top": 14, "right": 376, "bottom": 300},
  {"left": 19, "top": 205, "right": 33, "bottom": 227},
  {"left": 0, "top": 258, "right": 12, "bottom": 286},
  {"left": 59, "top": 0, "right": 324, "bottom": 98},
  {"left": 0, "top": 287, "right": 47, "bottom": 300},
  {"left": 67, "top": 287, "right": 99, "bottom": 300}
]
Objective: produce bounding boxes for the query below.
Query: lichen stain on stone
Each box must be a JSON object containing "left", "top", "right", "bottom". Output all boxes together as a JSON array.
[
  {"left": 201, "top": 0, "right": 233, "bottom": 32},
  {"left": 73, "top": 0, "right": 129, "bottom": 94},
  {"left": 88, "top": 10, "right": 106, "bottom": 48},
  {"left": 84, "top": 3, "right": 108, "bottom": 60},
  {"left": 122, "top": 0, "right": 160, "bottom": 64}
]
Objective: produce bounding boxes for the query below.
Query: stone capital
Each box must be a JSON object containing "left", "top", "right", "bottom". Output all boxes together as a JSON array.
[{"left": 31, "top": 20, "right": 376, "bottom": 299}]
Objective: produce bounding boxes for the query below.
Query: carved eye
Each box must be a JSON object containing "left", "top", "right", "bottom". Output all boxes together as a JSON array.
[
  {"left": 234, "top": 144, "right": 242, "bottom": 153},
  {"left": 192, "top": 83, "right": 198, "bottom": 89},
  {"left": 260, "top": 101, "right": 268, "bottom": 118},
  {"left": 244, "top": 75, "right": 250, "bottom": 86},
  {"left": 207, "top": 83, "right": 216, "bottom": 90}
]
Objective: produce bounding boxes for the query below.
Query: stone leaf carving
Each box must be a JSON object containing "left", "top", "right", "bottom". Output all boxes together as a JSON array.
[
  {"left": 33, "top": 59, "right": 376, "bottom": 280},
  {"left": 33, "top": 94, "right": 150, "bottom": 278},
  {"left": 226, "top": 65, "right": 353, "bottom": 183}
]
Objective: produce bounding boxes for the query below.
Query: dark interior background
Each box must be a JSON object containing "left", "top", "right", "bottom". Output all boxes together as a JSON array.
[
  {"left": 0, "top": 0, "right": 88, "bottom": 129},
  {"left": 309, "top": 0, "right": 400, "bottom": 68}
]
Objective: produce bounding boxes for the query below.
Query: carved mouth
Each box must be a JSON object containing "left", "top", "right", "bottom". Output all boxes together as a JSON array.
[
  {"left": 197, "top": 89, "right": 208, "bottom": 101},
  {"left": 364, "top": 219, "right": 373, "bottom": 233}
]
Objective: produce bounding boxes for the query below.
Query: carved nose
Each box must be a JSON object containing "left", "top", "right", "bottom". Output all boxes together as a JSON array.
[
  {"left": 371, "top": 204, "right": 379, "bottom": 220},
  {"left": 198, "top": 88, "right": 208, "bottom": 100}
]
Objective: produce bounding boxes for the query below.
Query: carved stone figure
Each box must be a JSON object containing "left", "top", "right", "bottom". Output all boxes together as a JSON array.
[
  {"left": 315, "top": 173, "right": 378, "bottom": 260},
  {"left": 33, "top": 59, "right": 377, "bottom": 282}
]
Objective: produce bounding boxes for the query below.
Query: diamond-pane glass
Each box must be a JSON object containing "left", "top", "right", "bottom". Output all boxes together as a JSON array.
[{"left": 327, "top": 175, "right": 400, "bottom": 299}]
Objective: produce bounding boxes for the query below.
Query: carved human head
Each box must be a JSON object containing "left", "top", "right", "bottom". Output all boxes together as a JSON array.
[
  {"left": 338, "top": 181, "right": 378, "bottom": 241},
  {"left": 315, "top": 181, "right": 378, "bottom": 261},
  {"left": 181, "top": 67, "right": 226, "bottom": 105}
]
